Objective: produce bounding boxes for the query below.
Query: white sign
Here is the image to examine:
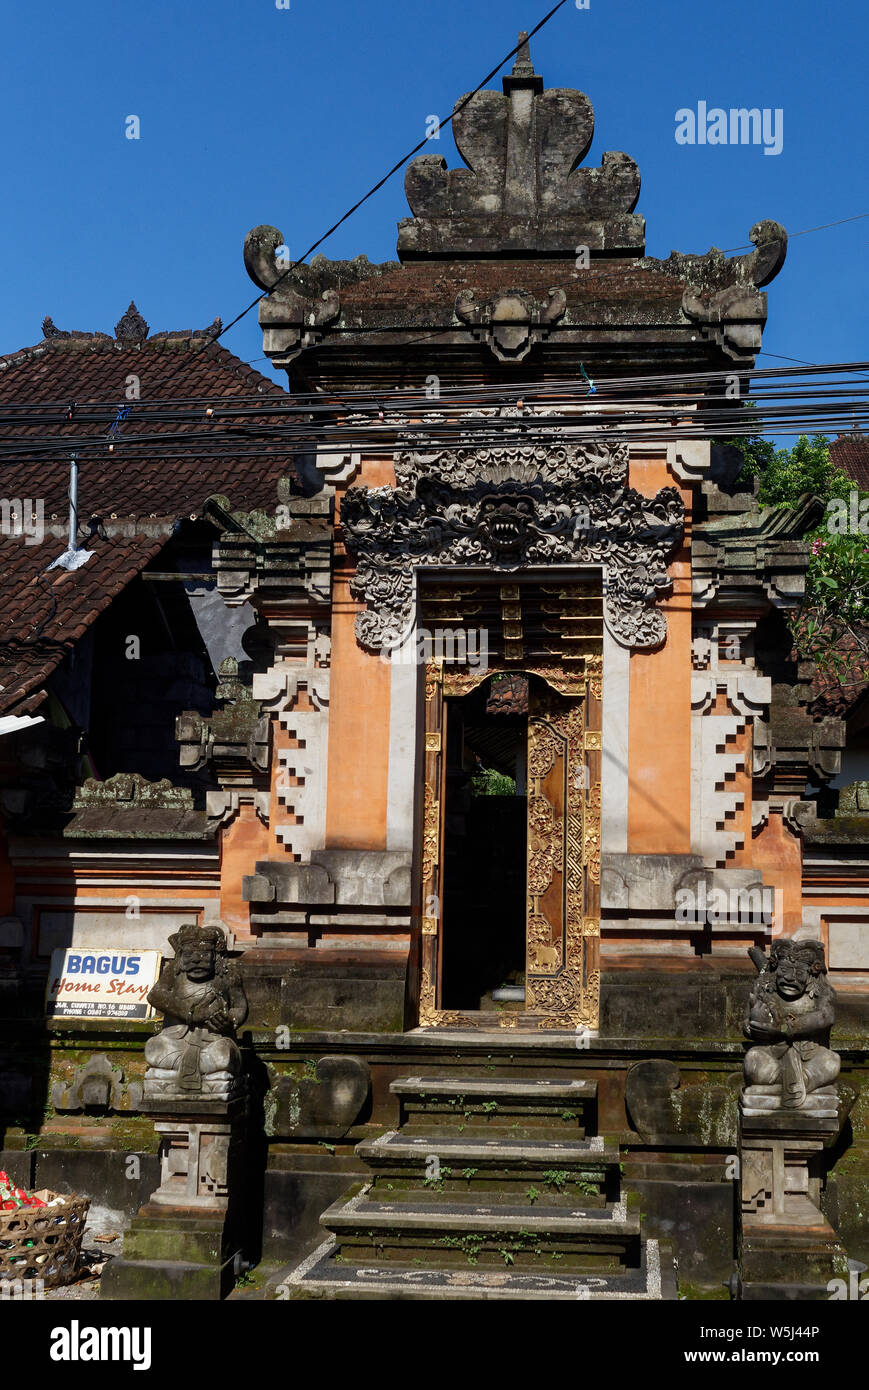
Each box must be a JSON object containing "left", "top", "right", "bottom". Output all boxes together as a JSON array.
[{"left": 45, "top": 949, "right": 162, "bottom": 1020}]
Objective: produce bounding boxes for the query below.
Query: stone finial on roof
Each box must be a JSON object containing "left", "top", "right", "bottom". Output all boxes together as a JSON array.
[
  {"left": 398, "top": 33, "right": 643, "bottom": 260},
  {"left": 502, "top": 31, "right": 542, "bottom": 92},
  {"left": 42, "top": 316, "right": 70, "bottom": 340},
  {"left": 114, "top": 301, "right": 150, "bottom": 344}
]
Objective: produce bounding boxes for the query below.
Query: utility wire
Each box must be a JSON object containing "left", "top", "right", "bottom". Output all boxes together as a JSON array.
[
  {"left": 724, "top": 212, "right": 869, "bottom": 254},
  {"left": 172, "top": 4, "right": 570, "bottom": 361}
]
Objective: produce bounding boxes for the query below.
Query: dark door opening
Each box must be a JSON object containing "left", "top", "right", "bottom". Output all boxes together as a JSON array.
[{"left": 440, "top": 674, "right": 528, "bottom": 1011}]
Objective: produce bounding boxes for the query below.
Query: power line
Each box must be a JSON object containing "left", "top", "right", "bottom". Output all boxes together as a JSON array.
[
  {"left": 171, "top": 5, "right": 570, "bottom": 367},
  {"left": 724, "top": 211, "right": 869, "bottom": 253},
  {"left": 1, "top": 358, "right": 868, "bottom": 416}
]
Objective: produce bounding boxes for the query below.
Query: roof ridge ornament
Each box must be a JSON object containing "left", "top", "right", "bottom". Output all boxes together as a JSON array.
[
  {"left": 398, "top": 33, "right": 644, "bottom": 261},
  {"left": 114, "top": 301, "right": 150, "bottom": 344}
]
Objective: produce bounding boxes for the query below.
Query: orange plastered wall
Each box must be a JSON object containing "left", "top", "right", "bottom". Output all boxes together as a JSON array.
[
  {"left": 220, "top": 802, "right": 268, "bottom": 938},
  {"left": 753, "top": 813, "right": 804, "bottom": 933},
  {"left": 627, "top": 455, "right": 692, "bottom": 854},
  {"left": 325, "top": 455, "right": 395, "bottom": 850}
]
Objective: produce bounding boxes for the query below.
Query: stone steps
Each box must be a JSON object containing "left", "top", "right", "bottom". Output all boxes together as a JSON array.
[
  {"left": 357, "top": 1130, "right": 617, "bottom": 1172},
  {"left": 280, "top": 1072, "right": 675, "bottom": 1300},
  {"left": 392, "top": 1075, "right": 597, "bottom": 1138},
  {"left": 321, "top": 1185, "right": 640, "bottom": 1272},
  {"left": 274, "top": 1235, "right": 675, "bottom": 1301}
]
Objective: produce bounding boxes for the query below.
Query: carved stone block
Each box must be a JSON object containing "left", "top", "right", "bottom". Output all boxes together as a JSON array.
[
  {"left": 52, "top": 1053, "right": 143, "bottom": 1115},
  {"left": 264, "top": 1056, "right": 371, "bottom": 1139}
]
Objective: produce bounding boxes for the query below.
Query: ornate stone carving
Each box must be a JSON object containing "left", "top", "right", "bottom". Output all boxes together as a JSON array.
[
  {"left": 144, "top": 924, "right": 248, "bottom": 1101},
  {"left": 243, "top": 225, "right": 341, "bottom": 364},
  {"left": 742, "top": 940, "right": 839, "bottom": 1112},
  {"left": 342, "top": 436, "right": 684, "bottom": 651},
  {"left": 51, "top": 1054, "right": 143, "bottom": 1115},
  {"left": 114, "top": 301, "right": 150, "bottom": 344},
  {"left": 176, "top": 658, "right": 271, "bottom": 775},
  {"left": 454, "top": 286, "right": 566, "bottom": 361},
  {"left": 398, "top": 34, "right": 643, "bottom": 259},
  {"left": 641, "top": 222, "right": 788, "bottom": 360}
]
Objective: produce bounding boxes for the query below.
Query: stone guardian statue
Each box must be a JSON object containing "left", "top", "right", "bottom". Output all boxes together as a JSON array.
[
  {"left": 743, "top": 939, "right": 839, "bottom": 1110},
  {"left": 144, "top": 923, "right": 248, "bottom": 1099}
]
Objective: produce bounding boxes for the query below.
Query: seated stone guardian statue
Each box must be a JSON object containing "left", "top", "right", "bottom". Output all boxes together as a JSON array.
[
  {"left": 144, "top": 923, "right": 248, "bottom": 1100},
  {"left": 743, "top": 938, "right": 839, "bottom": 1110}
]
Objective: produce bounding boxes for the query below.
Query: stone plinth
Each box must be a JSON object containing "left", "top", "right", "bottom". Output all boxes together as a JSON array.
[
  {"left": 146, "top": 1095, "right": 247, "bottom": 1211},
  {"left": 101, "top": 1095, "right": 249, "bottom": 1301},
  {"left": 738, "top": 1097, "right": 847, "bottom": 1299}
]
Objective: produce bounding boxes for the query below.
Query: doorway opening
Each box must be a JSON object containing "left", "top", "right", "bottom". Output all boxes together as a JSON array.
[{"left": 441, "top": 674, "right": 529, "bottom": 1011}]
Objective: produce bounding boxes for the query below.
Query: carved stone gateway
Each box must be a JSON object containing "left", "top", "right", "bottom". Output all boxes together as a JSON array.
[{"left": 342, "top": 435, "right": 684, "bottom": 652}]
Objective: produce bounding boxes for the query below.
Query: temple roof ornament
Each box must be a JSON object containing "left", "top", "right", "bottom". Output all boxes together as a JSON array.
[
  {"left": 398, "top": 33, "right": 644, "bottom": 261},
  {"left": 244, "top": 40, "right": 787, "bottom": 376},
  {"left": 114, "top": 301, "right": 150, "bottom": 343}
]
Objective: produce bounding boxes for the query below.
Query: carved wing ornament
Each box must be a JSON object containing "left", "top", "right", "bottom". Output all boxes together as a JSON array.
[{"left": 341, "top": 436, "right": 684, "bottom": 651}]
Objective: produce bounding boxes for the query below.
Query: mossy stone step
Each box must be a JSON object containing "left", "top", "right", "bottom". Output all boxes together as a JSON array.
[
  {"left": 356, "top": 1130, "right": 619, "bottom": 1178},
  {"left": 391, "top": 1076, "right": 596, "bottom": 1103},
  {"left": 393, "top": 1076, "right": 595, "bottom": 1131},
  {"left": 320, "top": 1186, "right": 640, "bottom": 1272},
  {"left": 273, "top": 1236, "right": 674, "bottom": 1300}
]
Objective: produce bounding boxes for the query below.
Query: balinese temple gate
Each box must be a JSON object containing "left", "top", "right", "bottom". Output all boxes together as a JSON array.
[
  {"left": 7, "top": 37, "right": 865, "bottom": 1303},
  {"left": 177, "top": 39, "right": 862, "bottom": 1298}
]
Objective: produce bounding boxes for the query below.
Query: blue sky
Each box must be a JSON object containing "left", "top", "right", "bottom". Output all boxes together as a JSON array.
[{"left": 1, "top": 0, "right": 867, "bottom": 410}]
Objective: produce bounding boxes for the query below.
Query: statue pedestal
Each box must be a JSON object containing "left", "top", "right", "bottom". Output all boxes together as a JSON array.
[
  {"left": 102, "top": 1093, "right": 249, "bottom": 1301},
  {"left": 737, "top": 1096, "right": 847, "bottom": 1300}
]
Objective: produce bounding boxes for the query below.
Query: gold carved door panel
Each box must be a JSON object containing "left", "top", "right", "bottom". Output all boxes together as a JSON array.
[
  {"left": 417, "top": 658, "right": 601, "bottom": 1030},
  {"left": 525, "top": 682, "right": 601, "bottom": 1030}
]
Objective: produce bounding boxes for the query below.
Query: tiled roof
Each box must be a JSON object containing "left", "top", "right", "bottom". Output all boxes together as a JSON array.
[
  {"left": 0, "top": 529, "right": 170, "bottom": 717},
  {"left": 292, "top": 257, "right": 687, "bottom": 324},
  {"left": 0, "top": 313, "right": 297, "bottom": 718},
  {"left": 830, "top": 431, "right": 869, "bottom": 490},
  {"left": 0, "top": 315, "right": 295, "bottom": 519}
]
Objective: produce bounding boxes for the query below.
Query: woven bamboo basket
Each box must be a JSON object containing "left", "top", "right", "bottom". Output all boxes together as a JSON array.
[{"left": 0, "top": 1190, "right": 90, "bottom": 1288}]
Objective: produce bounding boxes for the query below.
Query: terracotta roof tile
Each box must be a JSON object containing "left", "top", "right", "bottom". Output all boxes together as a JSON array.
[
  {"left": 0, "top": 328, "right": 298, "bottom": 718},
  {"left": 831, "top": 431, "right": 869, "bottom": 491},
  {"left": 0, "top": 529, "right": 169, "bottom": 717},
  {"left": 0, "top": 332, "right": 296, "bottom": 519}
]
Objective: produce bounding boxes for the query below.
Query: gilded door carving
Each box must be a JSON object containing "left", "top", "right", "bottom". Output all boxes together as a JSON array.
[
  {"left": 417, "top": 657, "right": 601, "bottom": 1030},
  {"left": 524, "top": 682, "right": 601, "bottom": 1029}
]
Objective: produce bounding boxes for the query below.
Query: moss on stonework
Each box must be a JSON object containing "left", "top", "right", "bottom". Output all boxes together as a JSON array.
[{"left": 678, "top": 1281, "right": 731, "bottom": 1301}]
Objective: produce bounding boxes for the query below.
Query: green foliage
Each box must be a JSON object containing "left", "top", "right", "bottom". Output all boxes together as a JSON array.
[
  {"left": 728, "top": 430, "right": 776, "bottom": 486},
  {"left": 437, "top": 1232, "right": 484, "bottom": 1265},
  {"left": 542, "top": 1169, "right": 572, "bottom": 1189},
  {"left": 730, "top": 432, "right": 869, "bottom": 688},
  {"left": 733, "top": 432, "right": 851, "bottom": 509},
  {"left": 424, "top": 1165, "right": 453, "bottom": 1191},
  {"left": 470, "top": 766, "right": 516, "bottom": 797}
]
